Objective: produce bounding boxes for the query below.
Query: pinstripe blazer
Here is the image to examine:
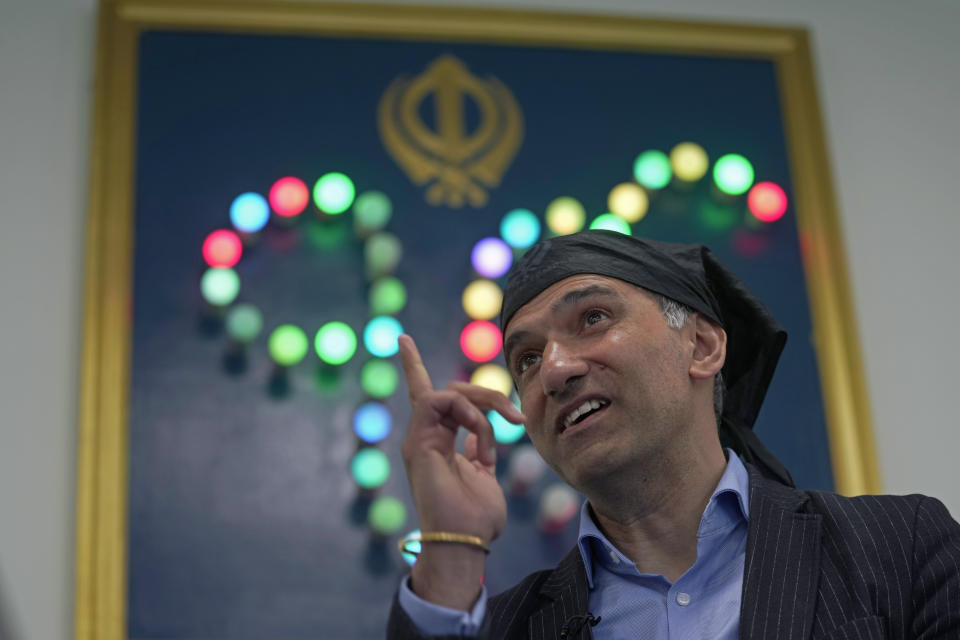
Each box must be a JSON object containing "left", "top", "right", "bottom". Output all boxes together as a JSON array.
[{"left": 387, "top": 465, "right": 960, "bottom": 639}]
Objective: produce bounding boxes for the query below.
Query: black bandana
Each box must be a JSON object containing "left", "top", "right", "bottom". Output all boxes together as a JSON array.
[{"left": 500, "top": 230, "right": 794, "bottom": 487}]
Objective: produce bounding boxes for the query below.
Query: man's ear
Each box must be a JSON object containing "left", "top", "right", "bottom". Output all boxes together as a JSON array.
[{"left": 689, "top": 315, "right": 726, "bottom": 380}]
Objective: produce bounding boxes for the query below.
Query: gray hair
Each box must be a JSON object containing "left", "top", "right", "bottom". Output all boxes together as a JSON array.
[{"left": 654, "top": 294, "right": 725, "bottom": 426}]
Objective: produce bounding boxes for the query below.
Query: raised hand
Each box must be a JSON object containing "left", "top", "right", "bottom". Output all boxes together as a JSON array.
[{"left": 398, "top": 334, "right": 525, "bottom": 610}]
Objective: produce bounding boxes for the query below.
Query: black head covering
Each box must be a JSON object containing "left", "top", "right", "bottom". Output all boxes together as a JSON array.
[{"left": 500, "top": 229, "right": 793, "bottom": 487}]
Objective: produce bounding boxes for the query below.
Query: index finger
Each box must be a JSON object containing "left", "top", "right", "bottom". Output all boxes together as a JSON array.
[{"left": 398, "top": 334, "right": 434, "bottom": 400}]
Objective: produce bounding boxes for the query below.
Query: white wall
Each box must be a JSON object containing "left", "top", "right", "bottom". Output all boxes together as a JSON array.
[{"left": 1, "top": 0, "right": 957, "bottom": 637}]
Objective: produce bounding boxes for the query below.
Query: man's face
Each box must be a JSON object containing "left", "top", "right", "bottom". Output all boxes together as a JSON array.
[{"left": 502, "top": 274, "right": 699, "bottom": 491}]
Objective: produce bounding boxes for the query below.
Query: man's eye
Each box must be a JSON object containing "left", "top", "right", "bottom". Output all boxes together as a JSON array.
[
  {"left": 516, "top": 353, "right": 540, "bottom": 374},
  {"left": 584, "top": 309, "right": 608, "bottom": 326}
]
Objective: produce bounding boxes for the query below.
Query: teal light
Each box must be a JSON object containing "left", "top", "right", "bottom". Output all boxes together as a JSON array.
[
  {"left": 499, "top": 209, "right": 541, "bottom": 249},
  {"left": 488, "top": 409, "right": 525, "bottom": 444},
  {"left": 313, "top": 172, "right": 356, "bottom": 214},
  {"left": 225, "top": 303, "right": 263, "bottom": 343},
  {"left": 200, "top": 267, "right": 240, "bottom": 306},
  {"left": 351, "top": 448, "right": 391, "bottom": 489},
  {"left": 401, "top": 529, "right": 422, "bottom": 566},
  {"left": 364, "top": 316, "right": 403, "bottom": 358},
  {"left": 268, "top": 325, "right": 309, "bottom": 367},
  {"left": 588, "top": 214, "right": 632, "bottom": 235},
  {"left": 713, "top": 154, "right": 755, "bottom": 195},
  {"left": 353, "top": 191, "right": 393, "bottom": 233},
  {"left": 633, "top": 150, "right": 672, "bottom": 190},
  {"left": 314, "top": 321, "right": 358, "bottom": 366},
  {"left": 368, "top": 496, "right": 407, "bottom": 535}
]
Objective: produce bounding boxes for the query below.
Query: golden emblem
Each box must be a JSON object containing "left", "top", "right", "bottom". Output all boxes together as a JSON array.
[{"left": 378, "top": 55, "right": 524, "bottom": 208}]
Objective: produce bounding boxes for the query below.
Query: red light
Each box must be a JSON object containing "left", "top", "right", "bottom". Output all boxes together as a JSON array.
[
  {"left": 202, "top": 230, "right": 242, "bottom": 268},
  {"left": 269, "top": 176, "right": 309, "bottom": 217},
  {"left": 747, "top": 182, "right": 788, "bottom": 222},
  {"left": 459, "top": 321, "right": 502, "bottom": 363}
]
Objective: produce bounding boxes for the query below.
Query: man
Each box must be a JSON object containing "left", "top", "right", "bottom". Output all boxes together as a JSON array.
[{"left": 387, "top": 230, "right": 960, "bottom": 639}]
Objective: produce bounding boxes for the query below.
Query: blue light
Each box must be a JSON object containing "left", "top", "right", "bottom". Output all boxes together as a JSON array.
[
  {"left": 230, "top": 192, "right": 270, "bottom": 233},
  {"left": 353, "top": 402, "right": 393, "bottom": 443},
  {"left": 401, "top": 529, "right": 422, "bottom": 566},
  {"left": 488, "top": 409, "right": 525, "bottom": 444},
  {"left": 364, "top": 316, "right": 403, "bottom": 357},
  {"left": 499, "top": 209, "right": 541, "bottom": 249}
]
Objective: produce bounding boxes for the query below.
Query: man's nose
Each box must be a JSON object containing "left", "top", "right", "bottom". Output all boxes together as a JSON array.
[{"left": 540, "top": 340, "right": 588, "bottom": 397}]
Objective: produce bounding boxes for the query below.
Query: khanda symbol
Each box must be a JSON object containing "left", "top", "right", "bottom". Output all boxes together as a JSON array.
[{"left": 378, "top": 55, "right": 524, "bottom": 208}]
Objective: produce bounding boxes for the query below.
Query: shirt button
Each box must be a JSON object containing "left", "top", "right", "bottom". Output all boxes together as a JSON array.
[
  {"left": 676, "top": 592, "right": 691, "bottom": 606},
  {"left": 609, "top": 550, "right": 620, "bottom": 564}
]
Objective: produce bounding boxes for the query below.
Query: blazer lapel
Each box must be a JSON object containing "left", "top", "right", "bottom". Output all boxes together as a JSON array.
[
  {"left": 529, "top": 547, "right": 593, "bottom": 640},
  {"left": 740, "top": 466, "right": 823, "bottom": 640}
]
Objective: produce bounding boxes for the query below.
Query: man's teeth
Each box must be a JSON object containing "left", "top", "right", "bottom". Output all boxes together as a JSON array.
[{"left": 563, "top": 399, "right": 607, "bottom": 429}]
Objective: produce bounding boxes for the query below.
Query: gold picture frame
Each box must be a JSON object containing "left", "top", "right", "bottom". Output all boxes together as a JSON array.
[{"left": 76, "top": 2, "right": 879, "bottom": 638}]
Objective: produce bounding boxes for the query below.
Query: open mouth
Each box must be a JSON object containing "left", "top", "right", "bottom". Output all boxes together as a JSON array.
[{"left": 558, "top": 398, "right": 610, "bottom": 434}]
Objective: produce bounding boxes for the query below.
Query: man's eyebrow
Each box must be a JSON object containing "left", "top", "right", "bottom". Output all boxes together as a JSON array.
[{"left": 503, "top": 285, "right": 622, "bottom": 363}]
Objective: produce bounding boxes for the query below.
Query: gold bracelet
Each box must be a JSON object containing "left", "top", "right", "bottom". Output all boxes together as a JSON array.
[{"left": 397, "top": 531, "right": 490, "bottom": 556}]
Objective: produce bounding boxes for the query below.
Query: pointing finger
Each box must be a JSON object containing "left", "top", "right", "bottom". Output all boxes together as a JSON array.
[{"left": 398, "top": 334, "right": 434, "bottom": 401}]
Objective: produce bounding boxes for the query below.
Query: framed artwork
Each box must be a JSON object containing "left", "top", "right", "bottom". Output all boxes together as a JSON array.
[{"left": 76, "top": 1, "right": 878, "bottom": 638}]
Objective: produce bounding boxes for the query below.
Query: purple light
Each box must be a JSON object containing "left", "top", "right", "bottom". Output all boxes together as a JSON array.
[{"left": 471, "top": 237, "right": 513, "bottom": 278}]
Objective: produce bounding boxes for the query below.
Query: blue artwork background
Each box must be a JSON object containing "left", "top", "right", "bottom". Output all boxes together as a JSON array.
[{"left": 130, "top": 30, "right": 831, "bottom": 638}]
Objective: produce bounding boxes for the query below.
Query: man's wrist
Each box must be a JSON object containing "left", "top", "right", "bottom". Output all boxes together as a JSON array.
[{"left": 409, "top": 543, "right": 486, "bottom": 611}]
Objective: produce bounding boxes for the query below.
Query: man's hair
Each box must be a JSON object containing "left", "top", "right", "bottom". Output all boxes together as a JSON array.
[{"left": 654, "top": 294, "right": 725, "bottom": 426}]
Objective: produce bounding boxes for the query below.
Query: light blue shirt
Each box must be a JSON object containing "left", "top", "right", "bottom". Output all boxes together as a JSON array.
[{"left": 399, "top": 451, "right": 750, "bottom": 639}]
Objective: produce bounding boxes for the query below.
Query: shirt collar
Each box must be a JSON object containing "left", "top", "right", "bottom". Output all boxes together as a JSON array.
[{"left": 575, "top": 449, "right": 750, "bottom": 588}]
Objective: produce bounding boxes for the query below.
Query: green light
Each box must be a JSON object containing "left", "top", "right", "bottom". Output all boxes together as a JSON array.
[
  {"left": 314, "top": 321, "right": 357, "bottom": 366},
  {"left": 500, "top": 209, "right": 541, "bottom": 249},
  {"left": 365, "top": 232, "right": 402, "bottom": 278},
  {"left": 368, "top": 496, "right": 407, "bottom": 535},
  {"left": 200, "top": 267, "right": 240, "bottom": 306},
  {"left": 699, "top": 202, "right": 738, "bottom": 232},
  {"left": 313, "top": 172, "right": 355, "bottom": 214},
  {"left": 225, "top": 303, "right": 262, "bottom": 343},
  {"left": 633, "top": 150, "right": 672, "bottom": 190},
  {"left": 353, "top": 191, "right": 392, "bottom": 233},
  {"left": 369, "top": 277, "right": 407, "bottom": 315},
  {"left": 588, "top": 213, "right": 632, "bottom": 235},
  {"left": 268, "top": 325, "right": 309, "bottom": 366},
  {"left": 362, "top": 358, "right": 399, "bottom": 398},
  {"left": 351, "top": 448, "right": 391, "bottom": 489},
  {"left": 713, "top": 154, "right": 755, "bottom": 195}
]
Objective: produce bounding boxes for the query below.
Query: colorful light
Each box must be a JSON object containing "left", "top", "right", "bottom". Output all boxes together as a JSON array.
[
  {"left": 470, "top": 364, "right": 513, "bottom": 397},
  {"left": 713, "top": 154, "right": 755, "bottom": 195},
  {"left": 607, "top": 183, "right": 649, "bottom": 223},
  {"left": 747, "top": 181, "right": 788, "bottom": 222},
  {"left": 268, "top": 324, "right": 309, "bottom": 367},
  {"left": 353, "top": 402, "right": 393, "bottom": 443},
  {"left": 462, "top": 279, "right": 503, "bottom": 321},
  {"left": 489, "top": 409, "right": 525, "bottom": 444},
  {"left": 313, "top": 172, "right": 356, "bottom": 214},
  {"left": 230, "top": 192, "right": 269, "bottom": 233},
  {"left": 268, "top": 176, "right": 309, "bottom": 217},
  {"left": 506, "top": 444, "right": 547, "bottom": 495},
  {"left": 400, "top": 529, "right": 422, "bottom": 566},
  {"left": 365, "top": 232, "right": 402, "bottom": 278},
  {"left": 589, "top": 214, "right": 632, "bottom": 235},
  {"left": 539, "top": 483, "right": 579, "bottom": 533},
  {"left": 225, "top": 303, "right": 263, "bottom": 343},
  {"left": 499, "top": 209, "right": 541, "bottom": 249},
  {"left": 633, "top": 150, "right": 672, "bottom": 190},
  {"left": 368, "top": 496, "right": 407, "bottom": 535},
  {"left": 545, "top": 197, "right": 585, "bottom": 235},
  {"left": 460, "top": 321, "right": 502, "bottom": 363},
  {"left": 200, "top": 267, "right": 240, "bottom": 306},
  {"left": 351, "top": 448, "right": 390, "bottom": 489},
  {"left": 369, "top": 277, "right": 407, "bottom": 316},
  {"left": 364, "top": 316, "right": 403, "bottom": 358},
  {"left": 314, "top": 322, "right": 357, "bottom": 365},
  {"left": 202, "top": 230, "right": 243, "bottom": 268},
  {"left": 471, "top": 238, "right": 513, "bottom": 279},
  {"left": 353, "top": 191, "right": 392, "bottom": 233},
  {"left": 670, "top": 142, "right": 709, "bottom": 181},
  {"left": 361, "top": 358, "right": 399, "bottom": 398}
]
